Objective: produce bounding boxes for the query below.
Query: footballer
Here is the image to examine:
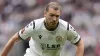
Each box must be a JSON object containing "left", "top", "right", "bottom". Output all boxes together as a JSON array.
[{"left": 1, "top": 2, "right": 84, "bottom": 56}]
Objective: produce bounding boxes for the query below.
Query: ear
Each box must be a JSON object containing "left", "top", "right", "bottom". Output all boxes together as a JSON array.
[{"left": 44, "top": 11, "right": 46, "bottom": 17}]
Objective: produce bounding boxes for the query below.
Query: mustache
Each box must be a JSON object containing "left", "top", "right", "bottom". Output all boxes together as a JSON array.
[{"left": 51, "top": 20, "right": 56, "bottom": 23}]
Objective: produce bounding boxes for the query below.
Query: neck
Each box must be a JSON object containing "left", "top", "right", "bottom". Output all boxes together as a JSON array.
[{"left": 44, "top": 21, "right": 59, "bottom": 31}]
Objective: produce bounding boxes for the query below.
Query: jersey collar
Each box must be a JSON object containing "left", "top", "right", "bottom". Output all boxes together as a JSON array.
[{"left": 43, "top": 20, "right": 59, "bottom": 31}]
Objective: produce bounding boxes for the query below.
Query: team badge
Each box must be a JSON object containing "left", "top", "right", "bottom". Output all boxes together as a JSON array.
[{"left": 56, "top": 36, "right": 62, "bottom": 42}]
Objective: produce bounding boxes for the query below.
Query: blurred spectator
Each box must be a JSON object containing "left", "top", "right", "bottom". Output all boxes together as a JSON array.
[{"left": 0, "top": 0, "right": 100, "bottom": 56}]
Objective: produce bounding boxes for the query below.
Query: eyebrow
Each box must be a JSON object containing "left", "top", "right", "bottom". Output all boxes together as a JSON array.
[{"left": 50, "top": 13, "right": 59, "bottom": 17}]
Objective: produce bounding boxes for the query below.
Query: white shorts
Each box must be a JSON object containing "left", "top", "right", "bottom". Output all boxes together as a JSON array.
[{"left": 24, "top": 48, "right": 40, "bottom": 56}]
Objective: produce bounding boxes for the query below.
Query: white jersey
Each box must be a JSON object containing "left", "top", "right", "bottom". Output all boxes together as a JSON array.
[{"left": 18, "top": 17, "right": 80, "bottom": 56}]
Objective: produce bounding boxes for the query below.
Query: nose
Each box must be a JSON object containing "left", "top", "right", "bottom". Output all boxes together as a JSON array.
[{"left": 53, "top": 17, "right": 56, "bottom": 21}]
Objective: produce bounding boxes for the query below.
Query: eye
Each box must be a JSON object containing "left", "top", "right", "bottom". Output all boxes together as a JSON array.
[{"left": 56, "top": 15, "right": 59, "bottom": 18}]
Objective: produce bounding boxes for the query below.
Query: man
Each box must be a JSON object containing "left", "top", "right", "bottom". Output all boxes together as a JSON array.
[{"left": 1, "top": 2, "right": 84, "bottom": 56}]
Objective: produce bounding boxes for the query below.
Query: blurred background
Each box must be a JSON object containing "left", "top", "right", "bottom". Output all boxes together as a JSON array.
[{"left": 0, "top": 0, "right": 100, "bottom": 56}]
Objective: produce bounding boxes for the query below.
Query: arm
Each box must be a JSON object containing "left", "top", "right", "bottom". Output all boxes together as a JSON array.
[
  {"left": 76, "top": 39, "right": 84, "bottom": 56},
  {"left": 66, "top": 24, "right": 84, "bottom": 56},
  {"left": 1, "top": 20, "right": 34, "bottom": 56},
  {"left": 1, "top": 21, "right": 34, "bottom": 56},
  {"left": 1, "top": 32, "right": 20, "bottom": 56}
]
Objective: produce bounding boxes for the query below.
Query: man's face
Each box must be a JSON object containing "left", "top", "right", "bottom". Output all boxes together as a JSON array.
[{"left": 44, "top": 8, "right": 60, "bottom": 28}]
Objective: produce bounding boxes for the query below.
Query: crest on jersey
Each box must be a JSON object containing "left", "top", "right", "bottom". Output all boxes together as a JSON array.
[{"left": 56, "top": 36, "right": 62, "bottom": 42}]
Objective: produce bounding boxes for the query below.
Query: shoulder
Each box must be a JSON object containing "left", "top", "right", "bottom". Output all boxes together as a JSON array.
[
  {"left": 34, "top": 18, "right": 44, "bottom": 25},
  {"left": 33, "top": 17, "right": 44, "bottom": 28},
  {"left": 34, "top": 17, "right": 45, "bottom": 23},
  {"left": 59, "top": 19, "right": 69, "bottom": 30},
  {"left": 59, "top": 19, "right": 68, "bottom": 26},
  {"left": 25, "top": 18, "right": 44, "bottom": 30}
]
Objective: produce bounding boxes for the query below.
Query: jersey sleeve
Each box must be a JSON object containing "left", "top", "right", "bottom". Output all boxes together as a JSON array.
[
  {"left": 18, "top": 21, "right": 35, "bottom": 40},
  {"left": 66, "top": 24, "right": 81, "bottom": 45}
]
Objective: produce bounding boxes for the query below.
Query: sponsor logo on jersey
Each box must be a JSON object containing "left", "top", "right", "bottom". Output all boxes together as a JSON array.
[
  {"left": 40, "top": 43, "right": 60, "bottom": 50},
  {"left": 56, "top": 36, "right": 62, "bottom": 42}
]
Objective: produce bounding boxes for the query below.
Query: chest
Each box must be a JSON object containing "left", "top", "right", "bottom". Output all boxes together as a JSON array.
[
  {"left": 32, "top": 29, "right": 66, "bottom": 50},
  {"left": 35, "top": 30, "right": 65, "bottom": 43}
]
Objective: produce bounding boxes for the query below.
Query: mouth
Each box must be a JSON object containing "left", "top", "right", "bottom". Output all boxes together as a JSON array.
[{"left": 51, "top": 22, "right": 56, "bottom": 25}]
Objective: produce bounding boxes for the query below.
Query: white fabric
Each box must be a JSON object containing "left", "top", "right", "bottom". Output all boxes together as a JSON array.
[{"left": 19, "top": 17, "right": 80, "bottom": 56}]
